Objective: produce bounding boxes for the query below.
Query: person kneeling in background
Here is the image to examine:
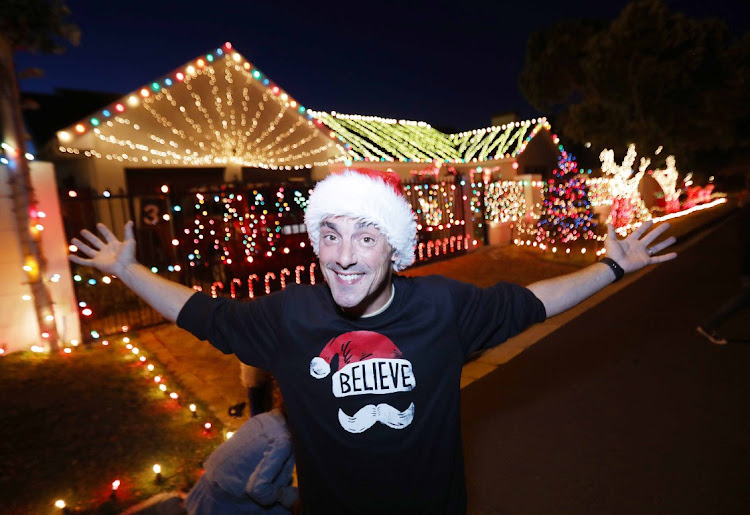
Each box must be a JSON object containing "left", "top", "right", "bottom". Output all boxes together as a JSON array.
[{"left": 185, "top": 383, "right": 297, "bottom": 514}]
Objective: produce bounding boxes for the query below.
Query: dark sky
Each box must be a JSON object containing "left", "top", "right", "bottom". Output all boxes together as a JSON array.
[{"left": 14, "top": 0, "right": 750, "bottom": 132}]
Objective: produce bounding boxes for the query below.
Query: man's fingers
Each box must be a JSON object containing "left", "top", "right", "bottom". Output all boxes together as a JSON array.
[
  {"left": 631, "top": 220, "right": 653, "bottom": 239},
  {"left": 70, "top": 237, "right": 97, "bottom": 257},
  {"left": 642, "top": 222, "right": 671, "bottom": 245},
  {"left": 651, "top": 252, "right": 677, "bottom": 263},
  {"left": 124, "top": 220, "right": 135, "bottom": 240},
  {"left": 68, "top": 254, "right": 92, "bottom": 266},
  {"left": 97, "top": 223, "right": 118, "bottom": 243},
  {"left": 607, "top": 223, "right": 617, "bottom": 240},
  {"left": 649, "top": 236, "right": 677, "bottom": 255},
  {"left": 80, "top": 229, "right": 104, "bottom": 249}
]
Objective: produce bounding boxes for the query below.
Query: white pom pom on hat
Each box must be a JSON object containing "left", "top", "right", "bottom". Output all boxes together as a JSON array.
[{"left": 304, "top": 169, "right": 417, "bottom": 271}]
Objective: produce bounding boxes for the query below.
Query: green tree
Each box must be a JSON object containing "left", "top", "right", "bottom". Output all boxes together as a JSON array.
[
  {"left": 0, "top": 0, "right": 79, "bottom": 350},
  {"left": 520, "top": 0, "right": 750, "bottom": 172}
]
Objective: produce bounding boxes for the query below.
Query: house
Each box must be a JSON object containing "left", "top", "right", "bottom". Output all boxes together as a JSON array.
[{"left": 3, "top": 42, "right": 570, "bottom": 351}]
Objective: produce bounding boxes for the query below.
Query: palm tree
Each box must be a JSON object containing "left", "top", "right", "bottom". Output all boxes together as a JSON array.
[{"left": 0, "top": 0, "right": 79, "bottom": 350}]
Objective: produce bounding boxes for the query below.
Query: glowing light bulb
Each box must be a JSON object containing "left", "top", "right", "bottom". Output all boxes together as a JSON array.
[
  {"left": 153, "top": 464, "right": 161, "bottom": 474},
  {"left": 55, "top": 499, "right": 66, "bottom": 509}
]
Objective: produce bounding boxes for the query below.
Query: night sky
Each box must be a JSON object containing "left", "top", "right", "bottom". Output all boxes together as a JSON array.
[{"left": 14, "top": 0, "right": 750, "bottom": 132}]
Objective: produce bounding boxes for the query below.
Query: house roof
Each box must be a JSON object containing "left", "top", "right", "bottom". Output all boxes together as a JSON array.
[
  {"left": 54, "top": 42, "right": 347, "bottom": 170},
  {"left": 309, "top": 111, "right": 551, "bottom": 164},
  {"left": 50, "top": 42, "right": 554, "bottom": 170}
]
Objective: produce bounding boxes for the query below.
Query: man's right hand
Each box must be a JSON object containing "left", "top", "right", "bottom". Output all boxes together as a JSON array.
[
  {"left": 69, "top": 221, "right": 137, "bottom": 277},
  {"left": 68, "top": 220, "right": 195, "bottom": 323}
]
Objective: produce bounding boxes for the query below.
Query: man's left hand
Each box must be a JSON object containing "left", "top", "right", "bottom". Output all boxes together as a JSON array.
[{"left": 605, "top": 221, "right": 678, "bottom": 274}]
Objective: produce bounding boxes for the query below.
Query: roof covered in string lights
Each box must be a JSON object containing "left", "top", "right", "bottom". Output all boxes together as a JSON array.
[
  {"left": 309, "top": 111, "right": 551, "bottom": 164},
  {"left": 55, "top": 42, "right": 348, "bottom": 170},
  {"left": 54, "top": 42, "right": 553, "bottom": 170}
]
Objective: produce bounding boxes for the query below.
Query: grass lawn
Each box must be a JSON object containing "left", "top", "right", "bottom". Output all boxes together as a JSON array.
[{"left": 0, "top": 341, "right": 222, "bottom": 514}]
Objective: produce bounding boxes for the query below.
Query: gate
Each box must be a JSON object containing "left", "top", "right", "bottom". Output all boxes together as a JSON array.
[{"left": 60, "top": 175, "right": 485, "bottom": 341}]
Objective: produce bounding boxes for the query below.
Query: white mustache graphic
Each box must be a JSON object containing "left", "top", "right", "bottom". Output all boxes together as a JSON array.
[{"left": 338, "top": 402, "right": 415, "bottom": 433}]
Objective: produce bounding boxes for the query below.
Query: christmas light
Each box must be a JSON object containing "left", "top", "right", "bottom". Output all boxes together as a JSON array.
[
  {"left": 57, "top": 47, "right": 347, "bottom": 169},
  {"left": 55, "top": 499, "right": 66, "bottom": 509},
  {"left": 651, "top": 155, "right": 681, "bottom": 213},
  {"left": 600, "top": 145, "right": 651, "bottom": 231}
]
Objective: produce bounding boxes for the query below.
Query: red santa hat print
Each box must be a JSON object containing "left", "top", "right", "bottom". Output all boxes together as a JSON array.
[{"left": 310, "top": 331, "right": 403, "bottom": 379}]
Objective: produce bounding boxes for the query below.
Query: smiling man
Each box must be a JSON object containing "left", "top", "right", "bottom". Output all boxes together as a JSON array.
[
  {"left": 70, "top": 169, "right": 676, "bottom": 514},
  {"left": 317, "top": 217, "right": 395, "bottom": 315}
]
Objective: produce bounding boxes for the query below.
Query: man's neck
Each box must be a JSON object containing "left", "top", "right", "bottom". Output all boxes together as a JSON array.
[{"left": 360, "top": 284, "right": 395, "bottom": 318}]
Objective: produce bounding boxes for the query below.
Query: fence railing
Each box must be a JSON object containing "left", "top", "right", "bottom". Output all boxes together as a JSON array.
[{"left": 62, "top": 175, "right": 485, "bottom": 340}]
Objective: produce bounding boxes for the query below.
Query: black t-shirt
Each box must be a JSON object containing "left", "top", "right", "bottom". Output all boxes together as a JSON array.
[{"left": 178, "top": 274, "right": 546, "bottom": 514}]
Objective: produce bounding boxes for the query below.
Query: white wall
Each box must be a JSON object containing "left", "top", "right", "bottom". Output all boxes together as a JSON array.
[{"left": 0, "top": 161, "right": 81, "bottom": 354}]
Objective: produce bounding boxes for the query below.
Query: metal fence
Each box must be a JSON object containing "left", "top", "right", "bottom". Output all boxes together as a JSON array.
[{"left": 61, "top": 175, "right": 484, "bottom": 340}]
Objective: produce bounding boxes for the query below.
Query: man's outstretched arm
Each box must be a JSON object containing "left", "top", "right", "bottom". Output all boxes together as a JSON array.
[
  {"left": 527, "top": 221, "right": 677, "bottom": 318},
  {"left": 68, "top": 221, "right": 195, "bottom": 323}
]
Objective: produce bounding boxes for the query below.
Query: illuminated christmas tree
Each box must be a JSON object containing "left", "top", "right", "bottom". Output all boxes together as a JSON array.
[{"left": 535, "top": 149, "right": 597, "bottom": 247}]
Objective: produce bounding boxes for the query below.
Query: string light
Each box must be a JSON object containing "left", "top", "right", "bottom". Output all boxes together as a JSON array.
[
  {"left": 651, "top": 155, "right": 682, "bottom": 213},
  {"left": 57, "top": 45, "right": 347, "bottom": 169},
  {"left": 310, "top": 112, "right": 549, "bottom": 164},
  {"left": 600, "top": 145, "right": 651, "bottom": 231}
]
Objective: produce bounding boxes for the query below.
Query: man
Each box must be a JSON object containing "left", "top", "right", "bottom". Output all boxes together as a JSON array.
[{"left": 70, "top": 170, "right": 676, "bottom": 513}]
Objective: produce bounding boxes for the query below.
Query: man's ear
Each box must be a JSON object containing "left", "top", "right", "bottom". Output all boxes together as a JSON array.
[{"left": 391, "top": 250, "right": 399, "bottom": 264}]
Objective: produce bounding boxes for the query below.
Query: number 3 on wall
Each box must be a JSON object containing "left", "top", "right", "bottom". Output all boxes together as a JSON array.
[{"left": 142, "top": 203, "right": 159, "bottom": 225}]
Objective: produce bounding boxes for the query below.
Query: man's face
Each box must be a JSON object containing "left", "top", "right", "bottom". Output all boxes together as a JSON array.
[{"left": 318, "top": 216, "right": 396, "bottom": 316}]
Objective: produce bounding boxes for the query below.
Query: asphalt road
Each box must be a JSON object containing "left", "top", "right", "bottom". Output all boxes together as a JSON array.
[{"left": 462, "top": 212, "right": 750, "bottom": 514}]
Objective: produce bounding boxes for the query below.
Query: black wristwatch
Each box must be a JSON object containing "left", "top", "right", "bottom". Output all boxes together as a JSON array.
[{"left": 599, "top": 257, "right": 625, "bottom": 282}]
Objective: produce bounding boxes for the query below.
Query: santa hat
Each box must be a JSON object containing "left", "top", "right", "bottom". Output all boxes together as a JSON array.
[
  {"left": 304, "top": 169, "right": 417, "bottom": 271},
  {"left": 310, "top": 331, "right": 403, "bottom": 379}
]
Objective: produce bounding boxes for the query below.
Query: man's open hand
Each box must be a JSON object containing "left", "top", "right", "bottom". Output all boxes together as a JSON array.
[{"left": 68, "top": 221, "right": 137, "bottom": 277}]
